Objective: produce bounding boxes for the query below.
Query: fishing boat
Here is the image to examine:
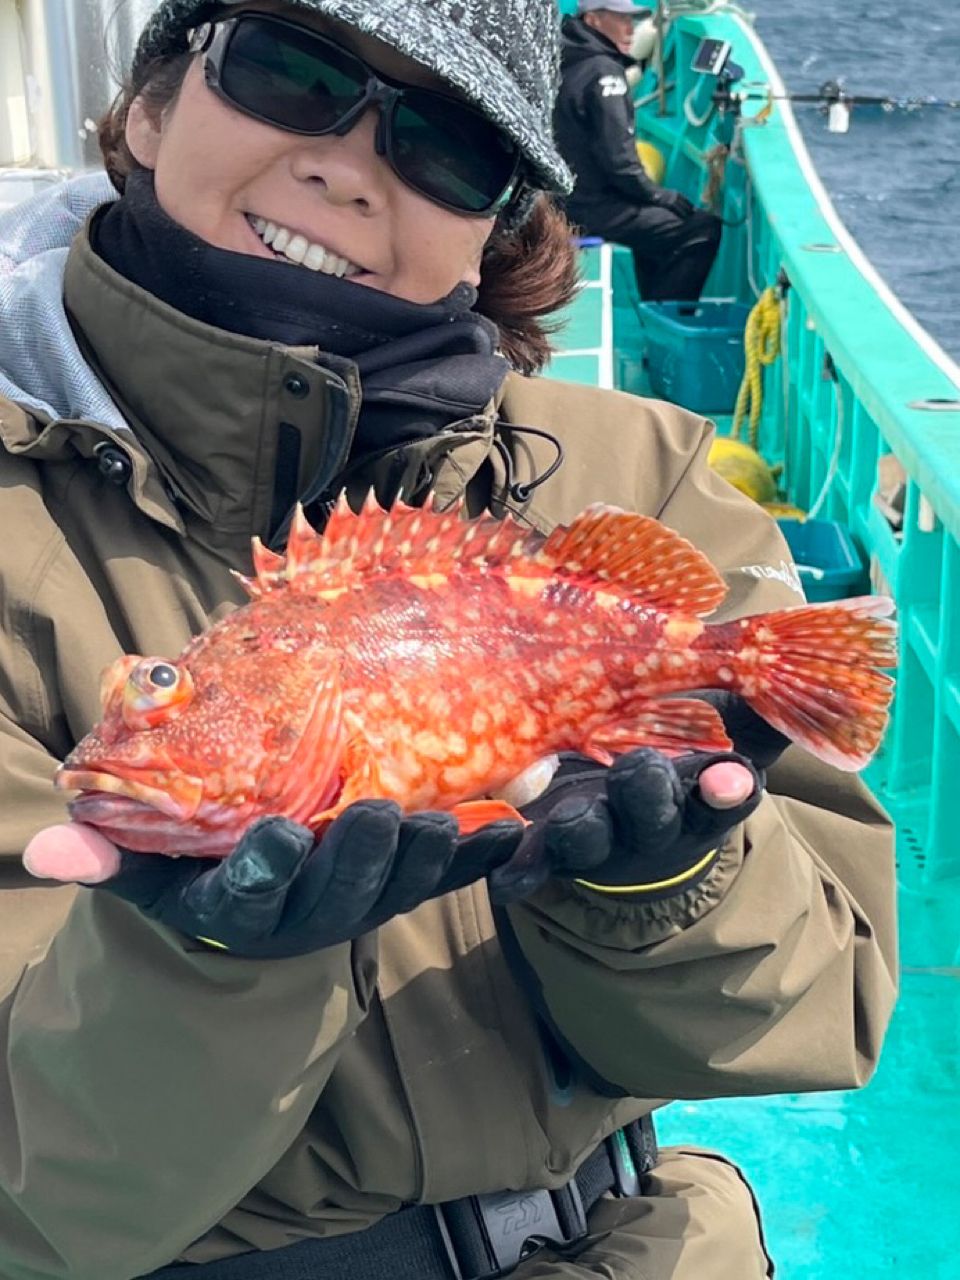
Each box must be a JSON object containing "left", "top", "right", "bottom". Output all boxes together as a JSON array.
[
  {"left": 548, "top": 0, "right": 960, "bottom": 1272},
  {"left": 2, "top": 0, "right": 957, "bottom": 1272}
]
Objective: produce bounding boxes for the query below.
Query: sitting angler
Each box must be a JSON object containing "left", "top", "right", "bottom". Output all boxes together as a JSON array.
[
  {"left": 555, "top": 0, "right": 724, "bottom": 299},
  {"left": 0, "top": 1, "right": 896, "bottom": 1278}
]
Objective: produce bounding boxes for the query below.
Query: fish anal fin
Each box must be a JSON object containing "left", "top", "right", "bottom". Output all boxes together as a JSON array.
[
  {"left": 490, "top": 755, "right": 561, "bottom": 807},
  {"left": 542, "top": 506, "right": 727, "bottom": 617},
  {"left": 451, "top": 799, "right": 527, "bottom": 835},
  {"left": 586, "top": 697, "right": 733, "bottom": 757}
]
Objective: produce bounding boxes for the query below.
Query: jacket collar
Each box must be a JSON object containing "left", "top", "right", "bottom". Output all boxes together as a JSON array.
[
  {"left": 12, "top": 223, "right": 513, "bottom": 559},
  {"left": 61, "top": 225, "right": 365, "bottom": 554},
  {"left": 0, "top": 215, "right": 556, "bottom": 558}
]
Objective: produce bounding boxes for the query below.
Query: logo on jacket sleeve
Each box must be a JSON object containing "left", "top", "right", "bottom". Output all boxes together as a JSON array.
[{"left": 598, "top": 74, "right": 629, "bottom": 97}]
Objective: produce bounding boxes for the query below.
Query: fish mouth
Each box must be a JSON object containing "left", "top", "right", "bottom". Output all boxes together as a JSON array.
[{"left": 56, "top": 767, "right": 203, "bottom": 821}]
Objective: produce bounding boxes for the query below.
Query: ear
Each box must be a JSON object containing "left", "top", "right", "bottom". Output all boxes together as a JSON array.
[
  {"left": 124, "top": 96, "right": 163, "bottom": 169},
  {"left": 463, "top": 216, "right": 497, "bottom": 287}
]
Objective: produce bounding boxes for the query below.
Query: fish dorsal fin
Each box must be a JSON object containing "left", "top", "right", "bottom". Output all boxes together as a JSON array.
[
  {"left": 253, "top": 495, "right": 545, "bottom": 597},
  {"left": 541, "top": 505, "right": 727, "bottom": 616},
  {"left": 243, "top": 498, "right": 727, "bottom": 616}
]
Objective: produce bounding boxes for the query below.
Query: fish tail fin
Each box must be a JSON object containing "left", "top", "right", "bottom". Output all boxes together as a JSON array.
[{"left": 736, "top": 595, "right": 897, "bottom": 771}]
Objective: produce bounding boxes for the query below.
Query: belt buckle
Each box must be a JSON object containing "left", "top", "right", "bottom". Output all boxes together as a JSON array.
[{"left": 435, "top": 1181, "right": 587, "bottom": 1279}]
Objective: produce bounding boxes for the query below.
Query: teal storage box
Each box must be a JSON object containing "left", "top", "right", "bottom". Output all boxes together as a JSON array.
[
  {"left": 777, "top": 518, "right": 869, "bottom": 602},
  {"left": 638, "top": 299, "right": 750, "bottom": 413}
]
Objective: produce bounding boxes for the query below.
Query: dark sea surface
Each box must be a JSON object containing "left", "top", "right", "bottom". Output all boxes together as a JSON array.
[{"left": 745, "top": 0, "right": 960, "bottom": 362}]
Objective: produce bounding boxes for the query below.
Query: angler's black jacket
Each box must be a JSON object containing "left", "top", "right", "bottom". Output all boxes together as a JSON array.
[{"left": 554, "top": 16, "right": 661, "bottom": 217}]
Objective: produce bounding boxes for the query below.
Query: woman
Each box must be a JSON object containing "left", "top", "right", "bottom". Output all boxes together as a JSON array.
[{"left": 0, "top": 1, "right": 896, "bottom": 1277}]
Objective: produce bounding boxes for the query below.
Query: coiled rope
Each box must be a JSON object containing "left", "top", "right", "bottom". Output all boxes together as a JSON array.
[{"left": 731, "top": 287, "right": 780, "bottom": 447}]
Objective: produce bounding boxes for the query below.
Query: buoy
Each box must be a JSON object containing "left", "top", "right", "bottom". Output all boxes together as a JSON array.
[
  {"left": 635, "top": 140, "right": 666, "bottom": 185},
  {"left": 761, "top": 501, "right": 807, "bottom": 521},
  {"left": 630, "top": 16, "right": 658, "bottom": 64},
  {"left": 708, "top": 437, "right": 779, "bottom": 504}
]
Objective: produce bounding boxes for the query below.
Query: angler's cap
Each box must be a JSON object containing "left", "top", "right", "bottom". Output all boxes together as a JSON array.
[
  {"left": 577, "top": 0, "right": 652, "bottom": 15},
  {"left": 132, "top": 0, "right": 575, "bottom": 198}
]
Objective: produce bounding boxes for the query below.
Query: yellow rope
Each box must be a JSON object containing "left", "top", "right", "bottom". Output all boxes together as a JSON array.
[{"left": 732, "top": 287, "right": 781, "bottom": 448}]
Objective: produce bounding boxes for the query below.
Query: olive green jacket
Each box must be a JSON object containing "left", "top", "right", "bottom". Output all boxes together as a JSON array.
[{"left": 0, "top": 229, "right": 897, "bottom": 1278}]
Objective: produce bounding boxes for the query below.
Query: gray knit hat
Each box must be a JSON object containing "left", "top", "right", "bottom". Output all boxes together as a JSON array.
[{"left": 133, "top": 0, "right": 574, "bottom": 197}]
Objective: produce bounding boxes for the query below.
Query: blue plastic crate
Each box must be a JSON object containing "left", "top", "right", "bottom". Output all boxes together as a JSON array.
[
  {"left": 637, "top": 299, "right": 750, "bottom": 414},
  {"left": 777, "top": 518, "right": 869, "bottom": 602}
]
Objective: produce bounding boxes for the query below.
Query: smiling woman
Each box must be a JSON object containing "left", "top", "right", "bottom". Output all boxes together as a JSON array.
[
  {"left": 96, "top": 5, "right": 580, "bottom": 365},
  {"left": 0, "top": 0, "right": 897, "bottom": 1276}
]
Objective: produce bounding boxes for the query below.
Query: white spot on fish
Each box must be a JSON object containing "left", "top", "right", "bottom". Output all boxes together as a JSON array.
[{"left": 412, "top": 730, "right": 449, "bottom": 762}]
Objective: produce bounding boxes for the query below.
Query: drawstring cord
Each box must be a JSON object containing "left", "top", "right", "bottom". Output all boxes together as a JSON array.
[{"left": 492, "top": 422, "right": 565, "bottom": 504}]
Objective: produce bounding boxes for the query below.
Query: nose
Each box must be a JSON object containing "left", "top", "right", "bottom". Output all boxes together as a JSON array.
[{"left": 290, "top": 108, "right": 391, "bottom": 213}]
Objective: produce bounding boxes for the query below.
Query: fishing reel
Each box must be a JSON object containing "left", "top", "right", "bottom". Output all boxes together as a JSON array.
[{"left": 690, "top": 38, "right": 746, "bottom": 116}]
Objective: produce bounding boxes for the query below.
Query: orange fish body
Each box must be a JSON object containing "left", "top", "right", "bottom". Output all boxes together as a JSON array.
[{"left": 59, "top": 499, "right": 897, "bottom": 855}]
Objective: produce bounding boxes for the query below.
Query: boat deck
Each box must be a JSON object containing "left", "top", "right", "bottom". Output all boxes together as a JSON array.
[{"left": 657, "top": 885, "right": 960, "bottom": 1278}]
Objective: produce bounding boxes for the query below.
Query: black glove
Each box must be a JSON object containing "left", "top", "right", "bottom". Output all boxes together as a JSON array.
[
  {"left": 653, "top": 188, "right": 695, "bottom": 217},
  {"left": 96, "top": 802, "right": 523, "bottom": 957},
  {"left": 489, "top": 695, "right": 788, "bottom": 904}
]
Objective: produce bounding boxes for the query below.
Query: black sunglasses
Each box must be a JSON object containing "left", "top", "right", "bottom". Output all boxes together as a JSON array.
[{"left": 187, "top": 14, "right": 523, "bottom": 216}]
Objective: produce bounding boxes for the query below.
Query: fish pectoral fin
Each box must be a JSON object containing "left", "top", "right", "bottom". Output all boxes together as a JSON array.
[
  {"left": 306, "top": 733, "right": 383, "bottom": 827},
  {"left": 451, "top": 799, "right": 528, "bottom": 835},
  {"left": 586, "top": 697, "right": 733, "bottom": 757},
  {"left": 265, "top": 652, "right": 346, "bottom": 823}
]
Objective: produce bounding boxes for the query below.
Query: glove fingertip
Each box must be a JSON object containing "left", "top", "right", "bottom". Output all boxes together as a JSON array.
[{"left": 225, "top": 816, "right": 316, "bottom": 893}]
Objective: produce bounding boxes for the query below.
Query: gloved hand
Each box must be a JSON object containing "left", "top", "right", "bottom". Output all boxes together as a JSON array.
[
  {"left": 652, "top": 188, "right": 695, "bottom": 217},
  {"left": 489, "top": 694, "right": 788, "bottom": 904},
  {"left": 26, "top": 803, "right": 523, "bottom": 957}
]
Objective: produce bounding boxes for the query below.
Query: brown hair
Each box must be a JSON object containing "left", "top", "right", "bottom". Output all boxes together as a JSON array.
[{"left": 97, "top": 59, "right": 580, "bottom": 374}]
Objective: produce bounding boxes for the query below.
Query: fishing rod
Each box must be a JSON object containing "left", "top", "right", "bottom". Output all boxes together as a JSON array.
[
  {"left": 727, "top": 81, "right": 960, "bottom": 133},
  {"left": 691, "top": 38, "right": 960, "bottom": 133}
]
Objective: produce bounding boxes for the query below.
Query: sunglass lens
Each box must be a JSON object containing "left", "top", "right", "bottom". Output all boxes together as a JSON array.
[
  {"left": 392, "top": 95, "right": 518, "bottom": 212},
  {"left": 221, "top": 18, "right": 367, "bottom": 133}
]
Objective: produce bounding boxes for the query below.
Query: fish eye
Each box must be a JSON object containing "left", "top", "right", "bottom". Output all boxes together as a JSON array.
[{"left": 120, "top": 657, "right": 195, "bottom": 731}]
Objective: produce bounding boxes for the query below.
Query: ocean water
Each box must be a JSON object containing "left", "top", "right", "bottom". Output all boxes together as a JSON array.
[{"left": 746, "top": 0, "right": 960, "bottom": 362}]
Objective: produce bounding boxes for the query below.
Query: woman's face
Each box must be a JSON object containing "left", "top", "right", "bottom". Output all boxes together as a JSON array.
[{"left": 124, "top": 6, "right": 498, "bottom": 304}]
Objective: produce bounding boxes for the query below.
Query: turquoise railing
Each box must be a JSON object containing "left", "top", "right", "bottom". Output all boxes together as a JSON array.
[{"left": 548, "top": 6, "right": 960, "bottom": 944}]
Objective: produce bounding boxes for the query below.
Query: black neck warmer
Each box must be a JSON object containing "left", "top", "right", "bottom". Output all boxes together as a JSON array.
[{"left": 92, "top": 172, "right": 509, "bottom": 458}]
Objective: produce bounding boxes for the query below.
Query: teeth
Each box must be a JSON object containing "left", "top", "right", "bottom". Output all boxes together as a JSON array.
[
  {"left": 248, "top": 214, "right": 361, "bottom": 277},
  {"left": 284, "top": 234, "right": 309, "bottom": 264},
  {"left": 303, "top": 243, "right": 327, "bottom": 271}
]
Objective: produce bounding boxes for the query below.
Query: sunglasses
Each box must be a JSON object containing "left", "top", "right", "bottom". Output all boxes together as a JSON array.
[{"left": 187, "top": 14, "right": 523, "bottom": 216}]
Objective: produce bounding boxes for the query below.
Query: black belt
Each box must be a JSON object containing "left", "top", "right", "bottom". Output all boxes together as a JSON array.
[{"left": 145, "top": 1117, "right": 657, "bottom": 1280}]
